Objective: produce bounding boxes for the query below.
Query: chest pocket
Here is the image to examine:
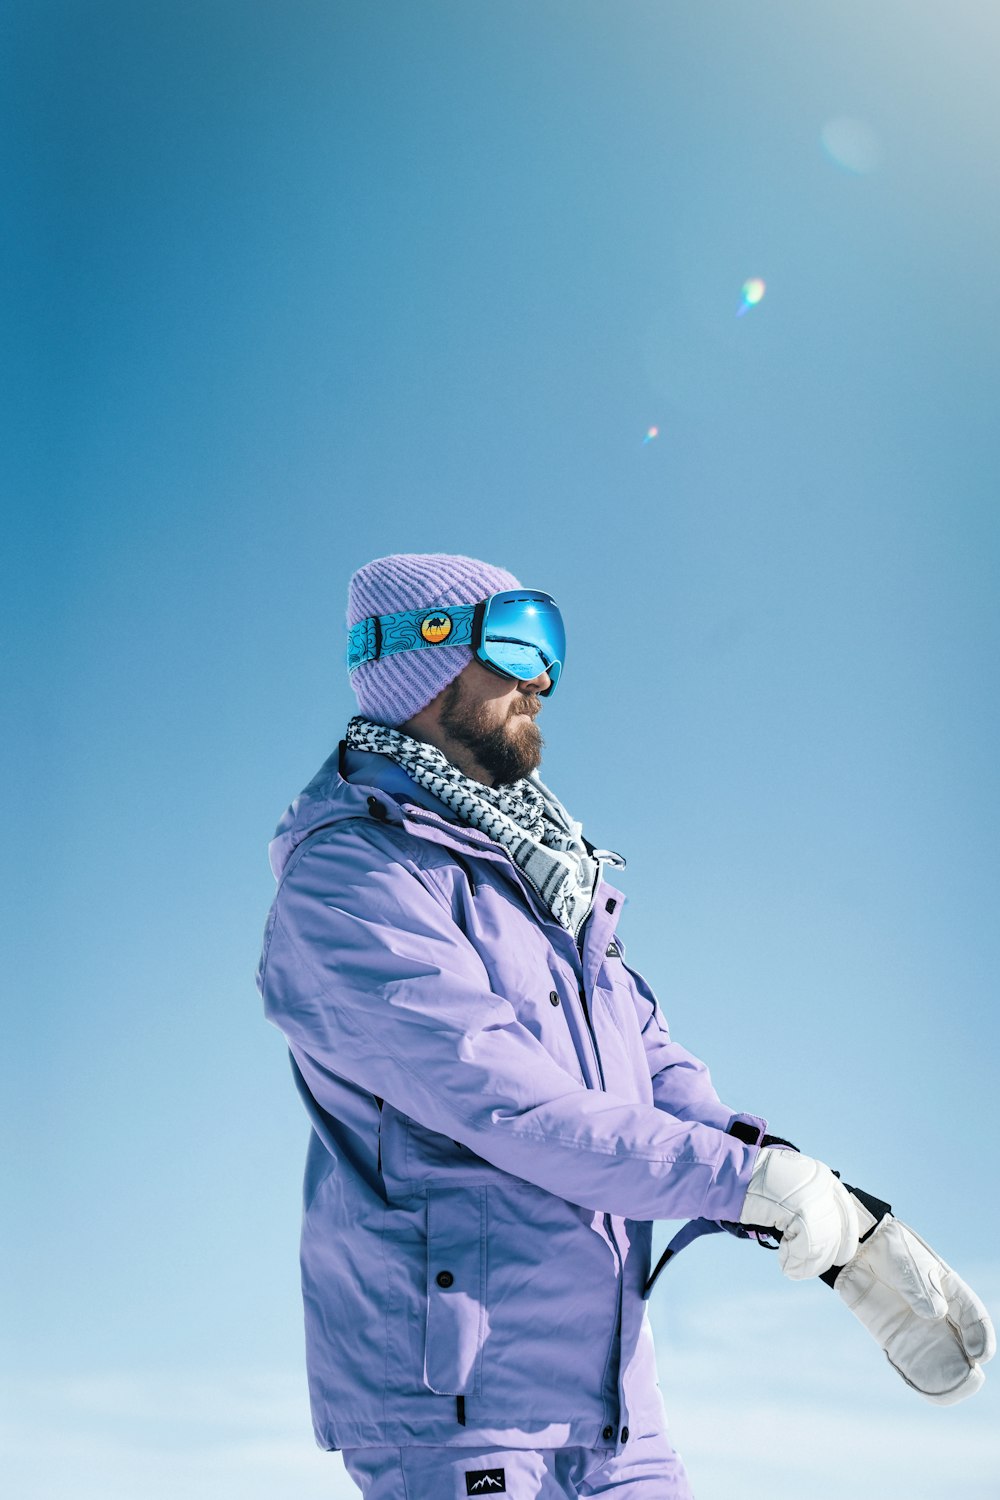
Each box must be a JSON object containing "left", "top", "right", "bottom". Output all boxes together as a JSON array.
[
  {"left": 593, "top": 947, "right": 654, "bottom": 1106},
  {"left": 596, "top": 941, "right": 629, "bottom": 1037}
]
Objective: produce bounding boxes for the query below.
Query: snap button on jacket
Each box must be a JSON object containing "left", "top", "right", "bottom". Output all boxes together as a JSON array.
[{"left": 256, "top": 743, "right": 759, "bottom": 1452}]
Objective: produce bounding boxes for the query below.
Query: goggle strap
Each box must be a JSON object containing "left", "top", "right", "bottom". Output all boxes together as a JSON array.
[
  {"left": 347, "top": 603, "right": 477, "bottom": 671},
  {"left": 471, "top": 596, "right": 487, "bottom": 652}
]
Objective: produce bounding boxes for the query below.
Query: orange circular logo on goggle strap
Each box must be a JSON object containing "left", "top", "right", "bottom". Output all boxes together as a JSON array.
[{"left": 420, "top": 611, "right": 453, "bottom": 644}]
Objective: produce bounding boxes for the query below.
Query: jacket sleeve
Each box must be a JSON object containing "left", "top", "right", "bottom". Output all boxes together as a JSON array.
[
  {"left": 623, "top": 955, "right": 744, "bottom": 1133},
  {"left": 259, "top": 822, "right": 757, "bottom": 1224}
]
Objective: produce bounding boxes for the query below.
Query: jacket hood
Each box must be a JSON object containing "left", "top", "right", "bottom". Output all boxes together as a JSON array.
[{"left": 268, "top": 740, "right": 462, "bottom": 881}]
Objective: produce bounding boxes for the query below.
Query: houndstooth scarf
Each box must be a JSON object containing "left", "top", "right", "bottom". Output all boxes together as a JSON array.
[{"left": 345, "top": 714, "right": 625, "bottom": 939}]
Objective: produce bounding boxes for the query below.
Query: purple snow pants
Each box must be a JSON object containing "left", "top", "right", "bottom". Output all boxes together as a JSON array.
[{"left": 340, "top": 1425, "right": 694, "bottom": 1499}]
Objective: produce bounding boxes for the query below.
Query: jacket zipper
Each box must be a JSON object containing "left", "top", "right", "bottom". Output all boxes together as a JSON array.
[
  {"left": 575, "top": 912, "right": 606, "bottom": 1089},
  {"left": 578, "top": 909, "right": 624, "bottom": 1437},
  {"left": 578, "top": 981, "right": 606, "bottom": 1088}
]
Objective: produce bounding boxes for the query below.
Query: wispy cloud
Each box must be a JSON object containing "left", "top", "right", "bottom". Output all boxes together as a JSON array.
[
  {"left": 649, "top": 1254, "right": 1000, "bottom": 1498},
  {"left": 1, "top": 1368, "right": 358, "bottom": 1500}
]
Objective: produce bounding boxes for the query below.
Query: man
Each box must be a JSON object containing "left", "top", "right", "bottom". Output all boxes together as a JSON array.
[{"left": 256, "top": 552, "right": 992, "bottom": 1499}]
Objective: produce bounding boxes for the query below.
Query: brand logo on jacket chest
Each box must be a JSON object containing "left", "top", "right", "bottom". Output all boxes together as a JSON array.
[{"left": 466, "top": 1468, "right": 506, "bottom": 1494}]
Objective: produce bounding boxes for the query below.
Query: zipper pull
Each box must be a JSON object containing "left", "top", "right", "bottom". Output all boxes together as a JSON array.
[{"left": 592, "top": 847, "right": 627, "bottom": 869}]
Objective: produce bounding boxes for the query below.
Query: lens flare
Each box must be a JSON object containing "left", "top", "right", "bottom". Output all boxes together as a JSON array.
[
  {"left": 821, "top": 118, "right": 883, "bottom": 175},
  {"left": 737, "top": 278, "right": 766, "bottom": 317},
  {"left": 643, "top": 425, "right": 659, "bottom": 445}
]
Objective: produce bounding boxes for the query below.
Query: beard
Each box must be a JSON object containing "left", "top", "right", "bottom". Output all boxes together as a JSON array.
[{"left": 439, "top": 677, "right": 544, "bottom": 786}]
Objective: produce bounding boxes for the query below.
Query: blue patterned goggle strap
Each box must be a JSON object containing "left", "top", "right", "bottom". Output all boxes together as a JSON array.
[{"left": 347, "top": 603, "right": 477, "bottom": 673}]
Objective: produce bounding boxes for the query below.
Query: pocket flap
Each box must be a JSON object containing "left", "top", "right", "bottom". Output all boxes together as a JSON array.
[{"left": 424, "top": 1184, "right": 488, "bottom": 1395}]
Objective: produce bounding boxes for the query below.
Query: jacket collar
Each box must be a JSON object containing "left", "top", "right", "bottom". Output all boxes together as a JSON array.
[
  {"left": 337, "top": 741, "right": 625, "bottom": 982},
  {"left": 340, "top": 741, "right": 458, "bottom": 822},
  {"left": 269, "top": 739, "right": 624, "bottom": 982},
  {"left": 337, "top": 738, "right": 542, "bottom": 883}
]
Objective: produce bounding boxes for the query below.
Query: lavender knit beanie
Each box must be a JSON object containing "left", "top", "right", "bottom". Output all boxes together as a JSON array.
[{"left": 346, "top": 552, "right": 522, "bottom": 727}]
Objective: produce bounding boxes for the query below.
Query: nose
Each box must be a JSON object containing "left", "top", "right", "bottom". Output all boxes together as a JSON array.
[{"left": 521, "top": 669, "right": 551, "bottom": 696}]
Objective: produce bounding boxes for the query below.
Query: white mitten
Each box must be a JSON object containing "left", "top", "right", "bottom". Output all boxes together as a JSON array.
[
  {"left": 739, "top": 1146, "right": 860, "bottom": 1279},
  {"left": 833, "top": 1200, "right": 996, "bottom": 1406}
]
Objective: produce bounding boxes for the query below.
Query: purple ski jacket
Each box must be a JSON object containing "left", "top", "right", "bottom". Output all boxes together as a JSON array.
[{"left": 256, "top": 740, "right": 765, "bottom": 1454}]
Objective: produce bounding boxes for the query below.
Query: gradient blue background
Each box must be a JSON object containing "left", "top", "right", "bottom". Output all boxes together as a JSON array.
[{"left": 6, "top": 2, "right": 998, "bottom": 1495}]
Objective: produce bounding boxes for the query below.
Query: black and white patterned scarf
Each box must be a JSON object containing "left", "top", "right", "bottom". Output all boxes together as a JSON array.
[{"left": 345, "top": 714, "right": 625, "bottom": 938}]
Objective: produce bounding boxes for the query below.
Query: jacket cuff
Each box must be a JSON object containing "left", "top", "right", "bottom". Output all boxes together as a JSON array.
[{"left": 724, "top": 1111, "right": 769, "bottom": 1146}]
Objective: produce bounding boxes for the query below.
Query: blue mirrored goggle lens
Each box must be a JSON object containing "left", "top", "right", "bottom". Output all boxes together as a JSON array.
[{"left": 477, "top": 591, "right": 564, "bottom": 694}]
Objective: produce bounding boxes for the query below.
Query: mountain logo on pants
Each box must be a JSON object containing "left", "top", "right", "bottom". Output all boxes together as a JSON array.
[{"left": 465, "top": 1470, "right": 506, "bottom": 1494}]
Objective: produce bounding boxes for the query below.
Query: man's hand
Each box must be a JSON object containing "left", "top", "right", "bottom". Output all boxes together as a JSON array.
[
  {"left": 739, "top": 1145, "right": 860, "bottom": 1279},
  {"left": 833, "top": 1208, "right": 996, "bottom": 1405}
]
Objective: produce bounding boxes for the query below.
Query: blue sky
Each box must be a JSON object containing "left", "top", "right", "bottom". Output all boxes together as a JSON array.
[{"left": 6, "top": 2, "right": 999, "bottom": 1495}]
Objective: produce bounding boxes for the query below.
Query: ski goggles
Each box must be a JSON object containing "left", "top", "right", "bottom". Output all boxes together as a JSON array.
[{"left": 347, "top": 588, "right": 565, "bottom": 696}]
